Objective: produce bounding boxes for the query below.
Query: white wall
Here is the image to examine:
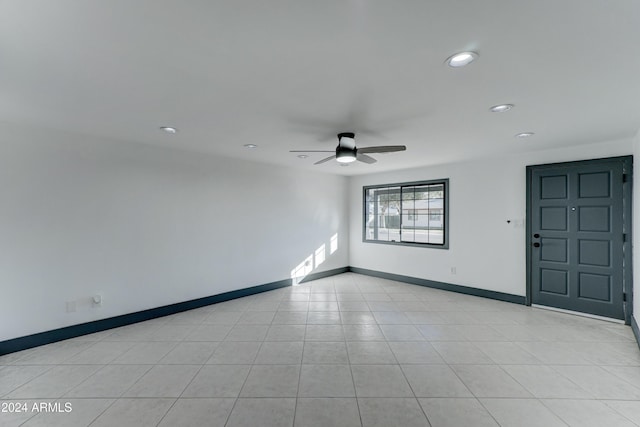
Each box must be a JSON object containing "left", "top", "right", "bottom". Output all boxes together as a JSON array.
[
  {"left": 349, "top": 138, "right": 634, "bottom": 298},
  {"left": 0, "top": 125, "right": 349, "bottom": 341}
]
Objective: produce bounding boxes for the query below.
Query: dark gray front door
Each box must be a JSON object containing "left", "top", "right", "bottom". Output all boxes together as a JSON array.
[{"left": 528, "top": 156, "right": 632, "bottom": 321}]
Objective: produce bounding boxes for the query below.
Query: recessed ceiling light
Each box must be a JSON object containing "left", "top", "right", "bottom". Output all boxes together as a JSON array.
[
  {"left": 244, "top": 144, "right": 257, "bottom": 149},
  {"left": 297, "top": 154, "right": 308, "bottom": 159},
  {"left": 489, "top": 104, "right": 514, "bottom": 113},
  {"left": 160, "top": 126, "right": 177, "bottom": 134},
  {"left": 446, "top": 51, "right": 478, "bottom": 67},
  {"left": 515, "top": 132, "right": 535, "bottom": 138}
]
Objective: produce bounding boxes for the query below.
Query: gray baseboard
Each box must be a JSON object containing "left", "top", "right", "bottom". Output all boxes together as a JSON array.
[
  {"left": 0, "top": 278, "right": 292, "bottom": 356},
  {"left": 0, "top": 265, "right": 552, "bottom": 356},
  {"left": 0, "top": 266, "right": 353, "bottom": 356},
  {"left": 348, "top": 267, "right": 526, "bottom": 305}
]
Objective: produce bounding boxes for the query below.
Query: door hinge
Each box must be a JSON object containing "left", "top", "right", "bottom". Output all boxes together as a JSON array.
[
  {"left": 623, "top": 174, "right": 628, "bottom": 183},
  {"left": 623, "top": 233, "right": 627, "bottom": 242},
  {"left": 623, "top": 293, "right": 627, "bottom": 302}
]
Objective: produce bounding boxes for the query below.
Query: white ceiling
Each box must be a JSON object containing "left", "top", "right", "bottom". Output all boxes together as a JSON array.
[{"left": 1, "top": 1, "right": 639, "bottom": 175}]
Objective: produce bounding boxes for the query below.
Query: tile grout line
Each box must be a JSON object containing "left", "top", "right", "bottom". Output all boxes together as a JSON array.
[{"left": 342, "top": 276, "right": 366, "bottom": 427}]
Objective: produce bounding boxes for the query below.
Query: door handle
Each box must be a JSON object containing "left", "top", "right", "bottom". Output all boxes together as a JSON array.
[
  {"left": 533, "top": 242, "right": 541, "bottom": 248},
  {"left": 533, "top": 233, "right": 540, "bottom": 239}
]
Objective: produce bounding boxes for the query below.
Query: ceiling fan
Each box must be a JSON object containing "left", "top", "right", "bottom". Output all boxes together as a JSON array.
[{"left": 290, "top": 132, "right": 407, "bottom": 165}]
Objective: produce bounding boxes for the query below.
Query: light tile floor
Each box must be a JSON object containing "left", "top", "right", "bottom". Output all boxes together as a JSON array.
[{"left": 1, "top": 273, "right": 640, "bottom": 426}]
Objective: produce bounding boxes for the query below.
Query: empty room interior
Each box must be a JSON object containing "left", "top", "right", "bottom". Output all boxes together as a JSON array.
[{"left": 2, "top": 1, "right": 640, "bottom": 426}]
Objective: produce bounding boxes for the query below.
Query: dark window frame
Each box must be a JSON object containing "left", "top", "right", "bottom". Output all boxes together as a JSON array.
[{"left": 362, "top": 178, "right": 449, "bottom": 249}]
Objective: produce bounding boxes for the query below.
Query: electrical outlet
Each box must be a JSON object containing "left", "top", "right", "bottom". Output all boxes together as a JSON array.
[{"left": 450, "top": 267, "right": 457, "bottom": 275}]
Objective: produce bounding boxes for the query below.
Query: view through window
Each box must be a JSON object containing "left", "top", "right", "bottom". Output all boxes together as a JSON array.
[{"left": 364, "top": 179, "right": 448, "bottom": 248}]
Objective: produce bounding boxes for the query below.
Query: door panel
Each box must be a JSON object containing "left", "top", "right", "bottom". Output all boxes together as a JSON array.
[
  {"left": 540, "top": 238, "right": 567, "bottom": 263},
  {"left": 579, "top": 172, "right": 610, "bottom": 198},
  {"left": 540, "top": 207, "right": 567, "bottom": 230},
  {"left": 540, "top": 269, "right": 568, "bottom": 295},
  {"left": 578, "top": 206, "right": 610, "bottom": 231},
  {"left": 529, "top": 158, "right": 630, "bottom": 320},
  {"left": 541, "top": 175, "right": 568, "bottom": 199},
  {"left": 578, "top": 240, "right": 609, "bottom": 267},
  {"left": 578, "top": 273, "right": 610, "bottom": 301}
]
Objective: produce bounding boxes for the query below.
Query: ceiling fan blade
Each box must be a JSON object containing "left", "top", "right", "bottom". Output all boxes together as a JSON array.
[
  {"left": 289, "top": 150, "right": 334, "bottom": 153},
  {"left": 357, "top": 153, "right": 377, "bottom": 164},
  {"left": 357, "top": 145, "right": 407, "bottom": 154},
  {"left": 314, "top": 155, "right": 336, "bottom": 165}
]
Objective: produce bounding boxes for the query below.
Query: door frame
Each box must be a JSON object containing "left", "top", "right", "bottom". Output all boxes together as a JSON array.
[{"left": 526, "top": 155, "right": 633, "bottom": 324}]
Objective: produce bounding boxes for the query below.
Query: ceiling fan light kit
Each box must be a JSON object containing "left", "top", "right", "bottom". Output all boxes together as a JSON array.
[{"left": 336, "top": 147, "right": 357, "bottom": 163}]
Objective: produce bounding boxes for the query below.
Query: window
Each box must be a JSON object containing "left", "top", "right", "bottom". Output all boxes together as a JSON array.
[{"left": 363, "top": 179, "right": 448, "bottom": 248}]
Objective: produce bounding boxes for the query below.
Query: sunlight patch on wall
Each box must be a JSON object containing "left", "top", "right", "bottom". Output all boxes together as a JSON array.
[
  {"left": 315, "top": 244, "right": 326, "bottom": 268},
  {"left": 291, "top": 234, "right": 338, "bottom": 285},
  {"left": 291, "top": 255, "right": 314, "bottom": 285}
]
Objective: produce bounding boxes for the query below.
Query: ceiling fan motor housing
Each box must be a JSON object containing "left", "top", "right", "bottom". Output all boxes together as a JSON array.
[{"left": 336, "top": 132, "right": 357, "bottom": 163}]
